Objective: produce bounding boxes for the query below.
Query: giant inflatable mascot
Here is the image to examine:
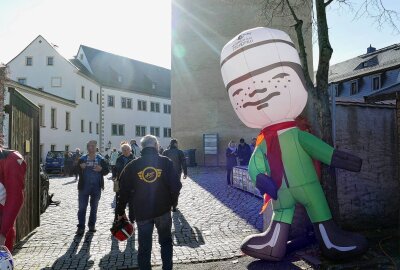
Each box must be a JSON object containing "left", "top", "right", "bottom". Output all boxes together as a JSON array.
[{"left": 220, "top": 27, "right": 368, "bottom": 261}]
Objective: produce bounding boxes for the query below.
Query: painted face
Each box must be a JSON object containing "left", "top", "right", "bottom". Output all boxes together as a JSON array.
[{"left": 220, "top": 27, "right": 308, "bottom": 129}]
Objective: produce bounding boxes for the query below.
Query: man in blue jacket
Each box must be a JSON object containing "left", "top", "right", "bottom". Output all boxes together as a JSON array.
[{"left": 76, "top": 140, "right": 109, "bottom": 235}]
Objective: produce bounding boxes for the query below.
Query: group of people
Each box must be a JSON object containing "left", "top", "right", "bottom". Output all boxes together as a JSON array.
[
  {"left": 225, "top": 137, "right": 256, "bottom": 185},
  {"left": 75, "top": 136, "right": 187, "bottom": 270},
  {"left": 63, "top": 150, "right": 81, "bottom": 178}
]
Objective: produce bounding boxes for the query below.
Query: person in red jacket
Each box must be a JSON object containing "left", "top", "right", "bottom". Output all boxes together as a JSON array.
[{"left": 0, "top": 148, "right": 26, "bottom": 251}]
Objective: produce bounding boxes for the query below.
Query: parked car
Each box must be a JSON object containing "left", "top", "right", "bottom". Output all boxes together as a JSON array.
[
  {"left": 40, "top": 164, "right": 50, "bottom": 213},
  {"left": 45, "top": 151, "right": 64, "bottom": 174}
]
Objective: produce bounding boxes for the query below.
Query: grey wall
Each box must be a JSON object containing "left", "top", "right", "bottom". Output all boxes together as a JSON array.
[{"left": 335, "top": 103, "right": 399, "bottom": 228}]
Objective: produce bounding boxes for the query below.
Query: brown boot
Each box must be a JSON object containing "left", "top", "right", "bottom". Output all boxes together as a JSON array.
[
  {"left": 240, "top": 221, "right": 290, "bottom": 261},
  {"left": 313, "top": 219, "right": 368, "bottom": 260}
]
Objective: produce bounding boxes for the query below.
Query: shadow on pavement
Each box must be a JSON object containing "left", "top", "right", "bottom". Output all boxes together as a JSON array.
[
  {"left": 188, "top": 168, "right": 263, "bottom": 231},
  {"left": 42, "top": 233, "right": 94, "bottom": 270},
  {"left": 98, "top": 235, "right": 137, "bottom": 269},
  {"left": 62, "top": 179, "right": 78, "bottom": 185},
  {"left": 172, "top": 210, "right": 204, "bottom": 248},
  {"left": 247, "top": 259, "right": 303, "bottom": 270}
]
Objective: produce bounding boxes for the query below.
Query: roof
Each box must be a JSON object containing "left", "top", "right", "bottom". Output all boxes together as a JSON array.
[
  {"left": 364, "top": 81, "right": 400, "bottom": 103},
  {"left": 73, "top": 45, "right": 171, "bottom": 99},
  {"left": 6, "top": 79, "right": 77, "bottom": 105},
  {"left": 329, "top": 44, "right": 400, "bottom": 83}
]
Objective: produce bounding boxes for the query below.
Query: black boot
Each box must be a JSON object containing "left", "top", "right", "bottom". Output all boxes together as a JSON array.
[
  {"left": 240, "top": 221, "right": 290, "bottom": 261},
  {"left": 313, "top": 219, "right": 368, "bottom": 260}
]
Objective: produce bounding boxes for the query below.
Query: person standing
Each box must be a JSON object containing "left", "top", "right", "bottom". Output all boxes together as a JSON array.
[
  {"left": 0, "top": 148, "right": 26, "bottom": 252},
  {"left": 162, "top": 139, "right": 187, "bottom": 180},
  {"left": 249, "top": 137, "right": 257, "bottom": 153},
  {"left": 109, "top": 148, "right": 119, "bottom": 180},
  {"left": 130, "top": 139, "right": 141, "bottom": 159},
  {"left": 117, "top": 135, "right": 182, "bottom": 270},
  {"left": 114, "top": 143, "right": 134, "bottom": 221},
  {"left": 76, "top": 140, "right": 109, "bottom": 235},
  {"left": 72, "top": 149, "right": 81, "bottom": 180},
  {"left": 226, "top": 141, "right": 238, "bottom": 185},
  {"left": 237, "top": 138, "right": 252, "bottom": 166}
]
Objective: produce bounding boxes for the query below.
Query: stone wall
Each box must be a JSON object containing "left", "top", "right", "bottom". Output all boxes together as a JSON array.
[{"left": 335, "top": 103, "right": 399, "bottom": 229}]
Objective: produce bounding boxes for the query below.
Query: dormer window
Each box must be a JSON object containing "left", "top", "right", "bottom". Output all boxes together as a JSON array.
[
  {"left": 152, "top": 82, "right": 157, "bottom": 90},
  {"left": 118, "top": 75, "right": 122, "bottom": 83},
  {"left": 26, "top": 57, "right": 33, "bottom": 66},
  {"left": 79, "top": 54, "right": 83, "bottom": 60}
]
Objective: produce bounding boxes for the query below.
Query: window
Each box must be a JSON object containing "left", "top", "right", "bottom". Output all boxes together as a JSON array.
[
  {"left": 108, "top": 95, "right": 115, "bottom": 107},
  {"left": 135, "top": 125, "right": 146, "bottom": 136},
  {"left": 81, "top": 120, "right": 84, "bottom": 133},
  {"left": 333, "top": 84, "right": 339, "bottom": 97},
  {"left": 81, "top": 86, "right": 85, "bottom": 99},
  {"left": 39, "top": 105, "right": 45, "bottom": 127},
  {"left": 118, "top": 75, "right": 122, "bottom": 83},
  {"left": 65, "top": 145, "right": 69, "bottom": 151},
  {"left": 38, "top": 87, "right": 43, "bottom": 91},
  {"left": 65, "top": 112, "right": 71, "bottom": 131},
  {"left": 111, "top": 124, "right": 125, "bottom": 136},
  {"left": 89, "top": 90, "right": 93, "bottom": 102},
  {"left": 51, "top": 77, "right": 62, "bottom": 87},
  {"left": 350, "top": 81, "right": 358, "bottom": 95},
  {"left": 372, "top": 75, "right": 381, "bottom": 91},
  {"left": 121, "top": 97, "right": 132, "bottom": 109},
  {"left": 150, "top": 126, "right": 160, "bottom": 137},
  {"left": 26, "top": 56, "right": 32, "bottom": 66},
  {"left": 79, "top": 54, "right": 83, "bottom": 60},
  {"left": 138, "top": 100, "right": 147, "bottom": 111},
  {"left": 96, "top": 93, "right": 99, "bottom": 105},
  {"left": 89, "top": 121, "right": 92, "bottom": 134},
  {"left": 51, "top": 108, "right": 57, "bottom": 129},
  {"left": 47, "top": 57, "right": 54, "bottom": 66},
  {"left": 150, "top": 102, "right": 160, "bottom": 112},
  {"left": 50, "top": 144, "right": 56, "bottom": 151},
  {"left": 17, "top": 78, "right": 27, "bottom": 85},
  {"left": 152, "top": 82, "right": 157, "bottom": 90},
  {"left": 163, "top": 104, "right": 171, "bottom": 114},
  {"left": 163, "top": 127, "right": 172, "bottom": 138},
  {"left": 96, "top": 123, "right": 99, "bottom": 134}
]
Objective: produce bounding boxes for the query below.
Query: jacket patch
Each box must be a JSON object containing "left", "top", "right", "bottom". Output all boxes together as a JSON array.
[{"left": 138, "top": 167, "right": 162, "bottom": 183}]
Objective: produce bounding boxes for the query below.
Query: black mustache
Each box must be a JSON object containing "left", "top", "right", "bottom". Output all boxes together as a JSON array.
[
  {"left": 242, "top": 92, "right": 281, "bottom": 109},
  {"left": 249, "top": 88, "right": 267, "bottom": 98}
]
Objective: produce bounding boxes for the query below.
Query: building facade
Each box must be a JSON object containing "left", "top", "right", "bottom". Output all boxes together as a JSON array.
[{"left": 6, "top": 36, "right": 171, "bottom": 161}]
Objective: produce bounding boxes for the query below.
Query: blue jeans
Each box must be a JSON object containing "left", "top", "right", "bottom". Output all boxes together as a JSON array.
[
  {"left": 137, "top": 212, "right": 173, "bottom": 270},
  {"left": 77, "top": 185, "right": 101, "bottom": 229}
]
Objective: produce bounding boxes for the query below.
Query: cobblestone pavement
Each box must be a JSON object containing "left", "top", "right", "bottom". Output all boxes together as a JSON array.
[{"left": 13, "top": 167, "right": 267, "bottom": 269}]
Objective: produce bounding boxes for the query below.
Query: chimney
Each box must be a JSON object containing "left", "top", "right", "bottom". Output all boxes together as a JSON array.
[{"left": 367, "top": 44, "right": 376, "bottom": 54}]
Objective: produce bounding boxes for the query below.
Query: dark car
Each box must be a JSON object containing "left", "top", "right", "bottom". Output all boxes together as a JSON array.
[
  {"left": 45, "top": 151, "right": 64, "bottom": 174},
  {"left": 40, "top": 164, "right": 50, "bottom": 213}
]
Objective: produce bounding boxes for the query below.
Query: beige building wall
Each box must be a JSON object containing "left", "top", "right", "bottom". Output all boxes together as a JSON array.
[{"left": 171, "top": 0, "right": 313, "bottom": 165}]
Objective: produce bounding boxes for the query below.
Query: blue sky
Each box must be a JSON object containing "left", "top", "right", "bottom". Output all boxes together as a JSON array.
[{"left": 0, "top": 0, "right": 398, "bottom": 69}]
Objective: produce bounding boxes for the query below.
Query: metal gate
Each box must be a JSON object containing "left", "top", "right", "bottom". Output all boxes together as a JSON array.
[{"left": 6, "top": 87, "right": 40, "bottom": 242}]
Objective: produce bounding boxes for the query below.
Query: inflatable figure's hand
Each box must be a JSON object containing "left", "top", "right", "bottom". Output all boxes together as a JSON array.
[
  {"left": 256, "top": 174, "right": 278, "bottom": 200},
  {"left": 331, "top": 150, "right": 362, "bottom": 172}
]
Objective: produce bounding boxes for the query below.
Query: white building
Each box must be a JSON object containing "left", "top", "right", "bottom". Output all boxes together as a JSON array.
[{"left": 6, "top": 35, "right": 171, "bottom": 161}]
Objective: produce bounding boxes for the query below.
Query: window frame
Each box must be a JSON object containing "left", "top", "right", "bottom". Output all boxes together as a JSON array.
[
  {"left": 39, "top": 104, "right": 45, "bottom": 127},
  {"left": 17, "top": 77, "right": 27, "bottom": 85},
  {"left": 89, "top": 90, "right": 93, "bottom": 102},
  {"left": 81, "top": 86, "right": 85, "bottom": 99},
  {"left": 50, "top": 144, "right": 56, "bottom": 151},
  {"left": 25, "top": 56, "right": 33, "bottom": 66},
  {"left": 138, "top": 100, "right": 147, "bottom": 111},
  {"left": 47, "top": 56, "right": 54, "bottom": 66},
  {"left": 50, "top": 107, "right": 57, "bottom": 129},
  {"left": 371, "top": 75, "right": 381, "bottom": 91},
  {"left": 81, "top": 119, "right": 85, "bottom": 133},
  {"left": 65, "top": 111, "right": 71, "bottom": 131},
  {"left": 350, "top": 80, "right": 359, "bottom": 95},
  {"left": 163, "top": 104, "right": 171, "bottom": 114},
  {"left": 111, "top": 123, "right": 125, "bottom": 136},
  {"left": 108, "top": 95, "right": 115, "bottom": 107},
  {"left": 150, "top": 126, "right": 160, "bottom": 137},
  {"left": 121, "top": 97, "right": 133, "bottom": 109},
  {"left": 89, "top": 121, "right": 92, "bottom": 134},
  {"left": 163, "top": 127, "right": 172, "bottom": 138}
]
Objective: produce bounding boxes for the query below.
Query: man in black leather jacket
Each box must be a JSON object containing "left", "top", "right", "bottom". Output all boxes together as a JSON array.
[
  {"left": 116, "top": 135, "right": 182, "bottom": 270},
  {"left": 162, "top": 139, "right": 187, "bottom": 179}
]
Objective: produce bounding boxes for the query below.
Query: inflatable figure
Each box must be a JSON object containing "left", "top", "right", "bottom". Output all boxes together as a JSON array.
[{"left": 220, "top": 27, "right": 367, "bottom": 261}]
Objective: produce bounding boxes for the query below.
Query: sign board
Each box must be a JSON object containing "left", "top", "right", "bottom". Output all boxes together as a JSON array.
[{"left": 203, "top": 133, "right": 219, "bottom": 165}]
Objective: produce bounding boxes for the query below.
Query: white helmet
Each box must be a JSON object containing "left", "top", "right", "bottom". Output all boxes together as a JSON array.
[{"left": 0, "top": 246, "right": 13, "bottom": 270}]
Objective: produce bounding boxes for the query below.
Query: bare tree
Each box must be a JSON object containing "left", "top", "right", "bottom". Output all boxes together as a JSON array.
[{"left": 262, "top": 0, "right": 399, "bottom": 220}]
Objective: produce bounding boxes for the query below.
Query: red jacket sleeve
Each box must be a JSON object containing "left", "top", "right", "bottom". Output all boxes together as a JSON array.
[{"left": 1, "top": 151, "right": 26, "bottom": 236}]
